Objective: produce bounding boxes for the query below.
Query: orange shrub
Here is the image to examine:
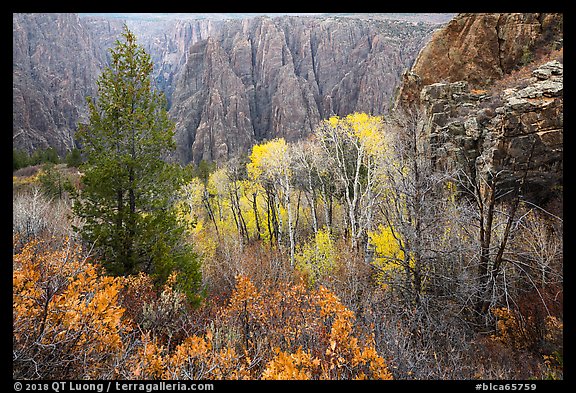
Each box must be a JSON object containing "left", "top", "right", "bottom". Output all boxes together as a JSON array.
[
  {"left": 223, "top": 275, "right": 394, "bottom": 380},
  {"left": 13, "top": 236, "right": 127, "bottom": 379},
  {"left": 13, "top": 234, "right": 393, "bottom": 380}
]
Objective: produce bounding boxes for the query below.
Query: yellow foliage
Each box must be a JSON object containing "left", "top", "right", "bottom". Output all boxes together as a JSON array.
[
  {"left": 327, "top": 115, "right": 340, "bottom": 128},
  {"left": 247, "top": 138, "right": 290, "bottom": 181},
  {"left": 445, "top": 180, "right": 458, "bottom": 204},
  {"left": 190, "top": 219, "right": 218, "bottom": 260},
  {"left": 346, "top": 112, "right": 385, "bottom": 145},
  {"left": 324, "top": 113, "right": 387, "bottom": 156},
  {"left": 12, "top": 172, "right": 41, "bottom": 187},
  {"left": 368, "top": 225, "right": 413, "bottom": 288},
  {"left": 295, "top": 228, "right": 336, "bottom": 285}
]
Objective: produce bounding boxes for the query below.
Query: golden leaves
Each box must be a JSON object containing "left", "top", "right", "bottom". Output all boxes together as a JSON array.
[
  {"left": 14, "top": 235, "right": 392, "bottom": 380},
  {"left": 490, "top": 307, "right": 527, "bottom": 350},
  {"left": 368, "top": 224, "right": 413, "bottom": 288},
  {"left": 247, "top": 138, "right": 290, "bottom": 181},
  {"left": 491, "top": 307, "right": 564, "bottom": 356},
  {"left": 323, "top": 113, "right": 387, "bottom": 156},
  {"left": 129, "top": 333, "right": 166, "bottom": 379},
  {"left": 295, "top": 229, "right": 337, "bottom": 285},
  {"left": 163, "top": 334, "right": 249, "bottom": 380},
  {"left": 13, "top": 236, "right": 126, "bottom": 378}
]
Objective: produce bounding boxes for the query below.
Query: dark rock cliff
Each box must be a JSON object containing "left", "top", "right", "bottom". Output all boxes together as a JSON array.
[
  {"left": 12, "top": 13, "right": 114, "bottom": 154},
  {"left": 395, "top": 13, "right": 563, "bottom": 204},
  {"left": 167, "top": 16, "right": 436, "bottom": 164},
  {"left": 420, "top": 61, "right": 562, "bottom": 203},
  {"left": 13, "top": 13, "right": 439, "bottom": 164}
]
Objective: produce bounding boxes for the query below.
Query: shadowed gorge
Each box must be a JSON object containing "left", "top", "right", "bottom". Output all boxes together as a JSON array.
[{"left": 13, "top": 13, "right": 440, "bottom": 163}]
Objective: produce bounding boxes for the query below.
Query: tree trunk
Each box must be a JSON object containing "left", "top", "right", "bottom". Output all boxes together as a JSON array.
[
  {"left": 285, "top": 177, "right": 295, "bottom": 267},
  {"left": 127, "top": 174, "right": 136, "bottom": 274},
  {"left": 202, "top": 188, "right": 220, "bottom": 239},
  {"left": 252, "top": 192, "right": 261, "bottom": 241}
]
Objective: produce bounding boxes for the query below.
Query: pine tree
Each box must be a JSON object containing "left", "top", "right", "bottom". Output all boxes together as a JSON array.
[
  {"left": 73, "top": 26, "right": 201, "bottom": 302},
  {"left": 65, "top": 147, "right": 83, "bottom": 167}
]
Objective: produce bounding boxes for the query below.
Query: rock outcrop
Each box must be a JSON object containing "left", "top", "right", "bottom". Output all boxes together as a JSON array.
[
  {"left": 396, "top": 13, "right": 563, "bottom": 109},
  {"left": 396, "top": 13, "right": 563, "bottom": 204},
  {"left": 420, "top": 60, "right": 562, "bottom": 202}
]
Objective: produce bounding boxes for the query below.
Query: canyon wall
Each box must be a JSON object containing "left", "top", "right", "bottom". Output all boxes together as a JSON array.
[
  {"left": 13, "top": 13, "right": 439, "bottom": 164},
  {"left": 395, "top": 13, "right": 563, "bottom": 203}
]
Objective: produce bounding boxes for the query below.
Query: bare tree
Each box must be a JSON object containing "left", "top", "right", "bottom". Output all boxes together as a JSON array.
[
  {"left": 313, "top": 114, "right": 386, "bottom": 251},
  {"left": 373, "top": 108, "right": 458, "bottom": 308}
]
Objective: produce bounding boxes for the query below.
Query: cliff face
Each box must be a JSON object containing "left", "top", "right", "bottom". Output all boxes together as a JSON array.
[
  {"left": 420, "top": 60, "right": 562, "bottom": 202},
  {"left": 395, "top": 13, "right": 563, "bottom": 203},
  {"left": 12, "top": 13, "right": 112, "bottom": 154},
  {"left": 13, "top": 13, "right": 438, "bottom": 163},
  {"left": 168, "top": 16, "right": 435, "bottom": 164},
  {"left": 396, "top": 13, "right": 563, "bottom": 108},
  {"left": 127, "top": 19, "right": 220, "bottom": 107}
]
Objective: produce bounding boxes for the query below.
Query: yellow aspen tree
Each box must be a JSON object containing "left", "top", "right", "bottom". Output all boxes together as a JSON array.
[
  {"left": 314, "top": 113, "right": 386, "bottom": 251},
  {"left": 247, "top": 138, "right": 296, "bottom": 265}
]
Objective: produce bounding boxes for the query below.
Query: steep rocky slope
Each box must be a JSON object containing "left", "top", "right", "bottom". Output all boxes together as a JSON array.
[
  {"left": 13, "top": 13, "right": 441, "bottom": 163},
  {"left": 12, "top": 13, "right": 115, "bottom": 154},
  {"left": 395, "top": 13, "right": 563, "bottom": 203},
  {"left": 169, "top": 16, "right": 436, "bottom": 164},
  {"left": 396, "top": 13, "right": 562, "bottom": 107},
  {"left": 127, "top": 19, "right": 220, "bottom": 107},
  {"left": 420, "top": 60, "right": 562, "bottom": 202}
]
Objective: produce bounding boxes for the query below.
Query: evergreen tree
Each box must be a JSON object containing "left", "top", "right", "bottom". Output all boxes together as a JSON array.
[
  {"left": 30, "top": 147, "right": 59, "bottom": 165},
  {"left": 65, "top": 147, "right": 83, "bottom": 167},
  {"left": 73, "top": 26, "right": 201, "bottom": 302},
  {"left": 39, "top": 163, "right": 67, "bottom": 199},
  {"left": 13, "top": 149, "right": 30, "bottom": 171}
]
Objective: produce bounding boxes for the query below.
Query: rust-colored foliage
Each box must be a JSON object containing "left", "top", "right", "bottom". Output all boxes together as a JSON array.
[
  {"left": 223, "top": 275, "right": 393, "bottom": 379},
  {"left": 13, "top": 231, "right": 391, "bottom": 380},
  {"left": 491, "top": 307, "right": 529, "bottom": 350},
  {"left": 127, "top": 332, "right": 166, "bottom": 380},
  {"left": 121, "top": 274, "right": 393, "bottom": 380},
  {"left": 491, "top": 306, "right": 560, "bottom": 350},
  {"left": 13, "top": 236, "right": 126, "bottom": 379}
]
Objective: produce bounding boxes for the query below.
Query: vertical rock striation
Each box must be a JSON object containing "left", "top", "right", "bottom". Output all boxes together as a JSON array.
[
  {"left": 169, "top": 16, "right": 436, "bottom": 164},
  {"left": 13, "top": 13, "right": 440, "bottom": 164},
  {"left": 12, "top": 13, "right": 116, "bottom": 154}
]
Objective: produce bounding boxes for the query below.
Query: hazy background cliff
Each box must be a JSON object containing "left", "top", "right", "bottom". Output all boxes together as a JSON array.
[
  {"left": 13, "top": 13, "right": 451, "bottom": 163},
  {"left": 13, "top": 13, "right": 112, "bottom": 154}
]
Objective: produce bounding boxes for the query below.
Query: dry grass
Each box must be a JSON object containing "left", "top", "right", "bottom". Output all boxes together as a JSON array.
[
  {"left": 13, "top": 164, "right": 42, "bottom": 178},
  {"left": 489, "top": 47, "right": 563, "bottom": 96}
]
